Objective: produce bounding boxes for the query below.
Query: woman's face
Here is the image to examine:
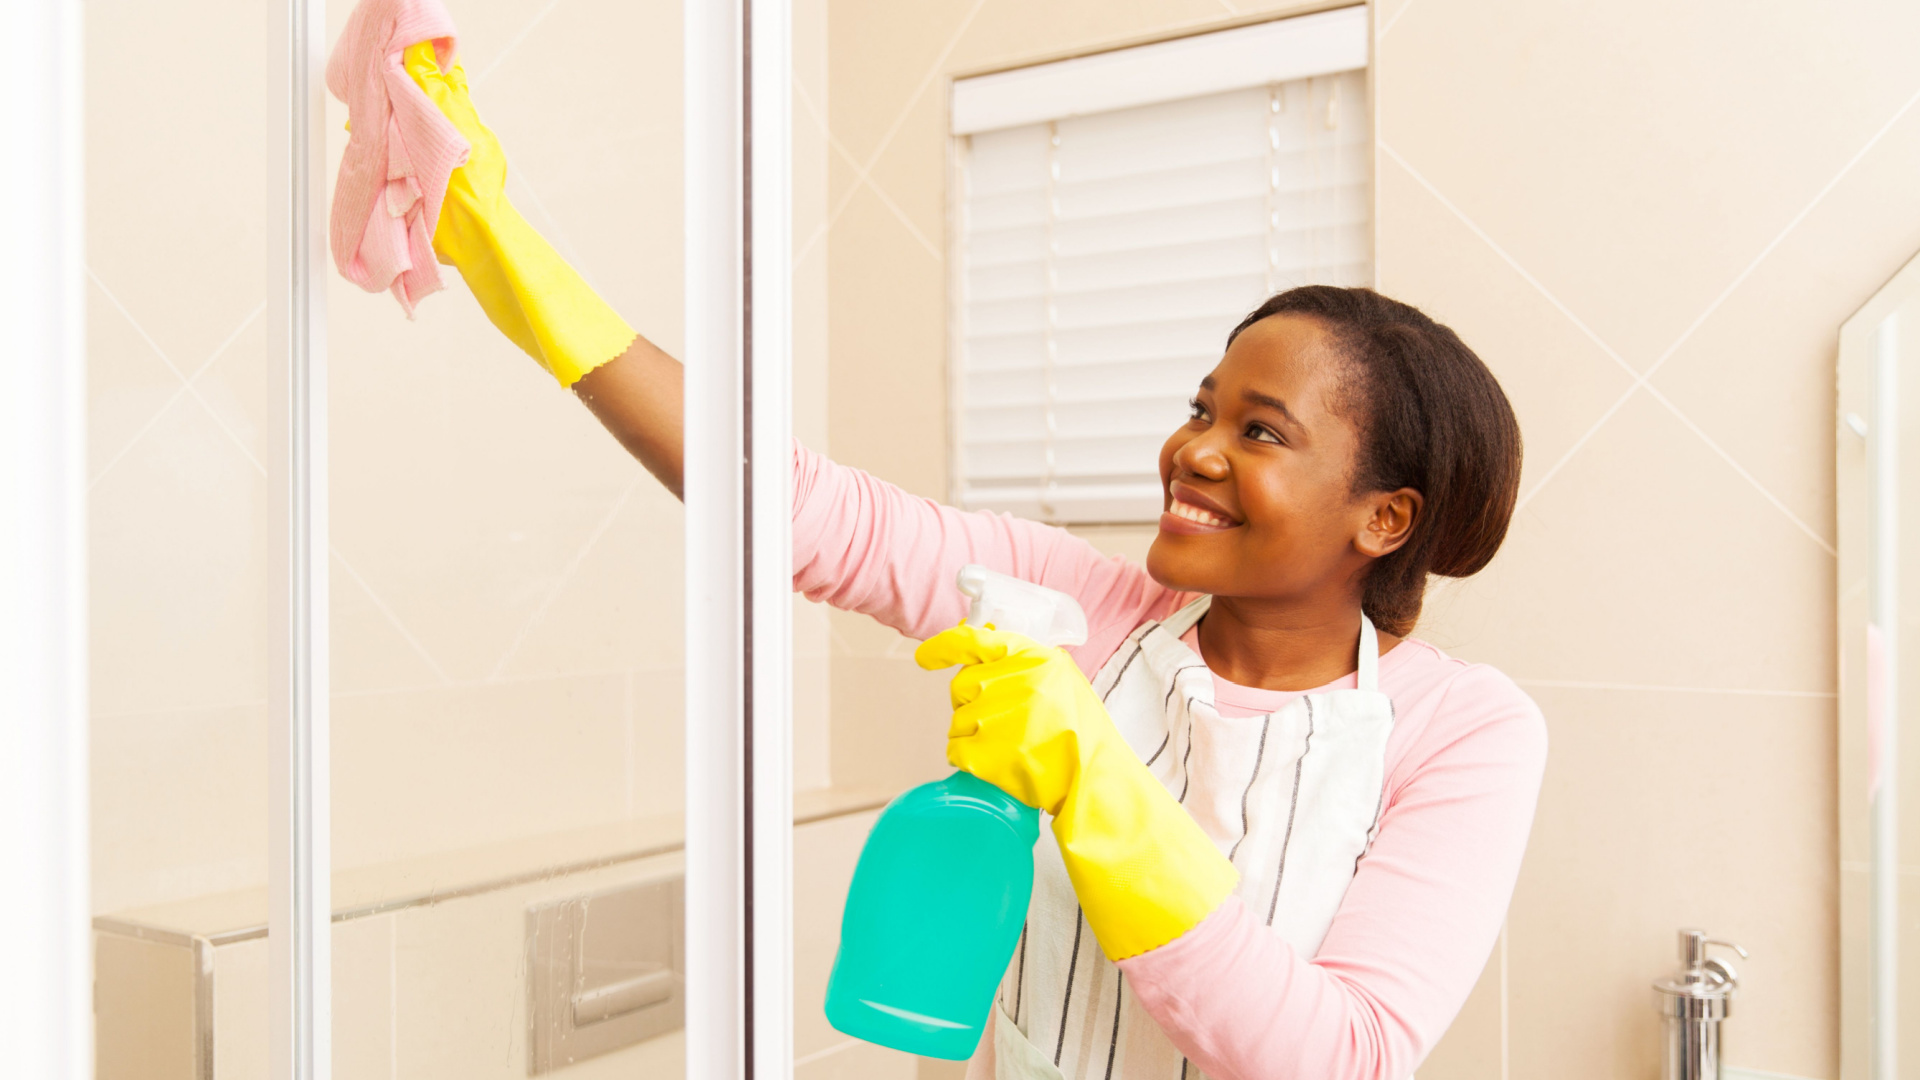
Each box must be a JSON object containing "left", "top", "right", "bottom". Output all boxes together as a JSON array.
[{"left": 1146, "top": 313, "right": 1403, "bottom": 603}]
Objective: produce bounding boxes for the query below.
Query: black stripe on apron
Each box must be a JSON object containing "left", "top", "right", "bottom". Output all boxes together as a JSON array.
[
  {"left": 1266, "top": 696, "right": 1316, "bottom": 925},
  {"left": 1227, "top": 712, "right": 1272, "bottom": 863},
  {"left": 1055, "top": 911, "right": 1087, "bottom": 1066},
  {"left": 1013, "top": 924, "right": 1029, "bottom": 1024},
  {"left": 1103, "top": 973, "right": 1124, "bottom": 1080}
]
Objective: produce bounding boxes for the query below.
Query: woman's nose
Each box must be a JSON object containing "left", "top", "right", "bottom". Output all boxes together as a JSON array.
[{"left": 1173, "top": 430, "right": 1230, "bottom": 481}]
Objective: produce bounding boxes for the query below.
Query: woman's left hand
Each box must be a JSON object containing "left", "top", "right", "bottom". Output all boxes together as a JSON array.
[{"left": 916, "top": 623, "right": 1239, "bottom": 960}]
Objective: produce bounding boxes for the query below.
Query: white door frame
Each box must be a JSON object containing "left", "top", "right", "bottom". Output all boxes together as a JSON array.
[{"left": 1, "top": 1, "right": 90, "bottom": 1078}]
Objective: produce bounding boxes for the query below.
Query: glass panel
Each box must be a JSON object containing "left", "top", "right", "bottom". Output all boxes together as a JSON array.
[
  {"left": 321, "top": 0, "right": 689, "bottom": 1076},
  {"left": 84, "top": 1, "right": 273, "bottom": 1076}
]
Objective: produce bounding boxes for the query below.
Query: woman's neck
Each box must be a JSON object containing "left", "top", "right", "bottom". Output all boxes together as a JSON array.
[{"left": 1194, "top": 594, "right": 1402, "bottom": 692}]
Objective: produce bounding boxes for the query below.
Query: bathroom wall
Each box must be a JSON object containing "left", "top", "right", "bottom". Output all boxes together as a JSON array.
[{"left": 818, "top": 0, "right": 1920, "bottom": 1076}]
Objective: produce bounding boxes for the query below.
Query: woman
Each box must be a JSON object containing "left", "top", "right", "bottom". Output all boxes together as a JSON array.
[{"left": 406, "top": 46, "right": 1546, "bottom": 1080}]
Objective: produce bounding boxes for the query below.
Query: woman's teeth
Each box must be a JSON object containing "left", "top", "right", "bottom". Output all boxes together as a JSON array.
[{"left": 1170, "top": 501, "right": 1234, "bottom": 528}]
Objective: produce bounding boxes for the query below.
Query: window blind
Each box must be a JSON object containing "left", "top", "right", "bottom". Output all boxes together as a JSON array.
[{"left": 952, "top": 68, "right": 1371, "bottom": 523}]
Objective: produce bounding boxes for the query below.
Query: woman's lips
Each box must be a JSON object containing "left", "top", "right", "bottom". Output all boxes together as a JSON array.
[{"left": 1159, "top": 492, "right": 1240, "bottom": 535}]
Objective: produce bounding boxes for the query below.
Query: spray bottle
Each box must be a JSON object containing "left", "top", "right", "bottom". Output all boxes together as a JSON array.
[{"left": 824, "top": 565, "right": 1088, "bottom": 1060}]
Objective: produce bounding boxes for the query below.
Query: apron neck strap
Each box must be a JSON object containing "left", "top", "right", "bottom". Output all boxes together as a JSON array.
[{"left": 1356, "top": 614, "right": 1380, "bottom": 693}]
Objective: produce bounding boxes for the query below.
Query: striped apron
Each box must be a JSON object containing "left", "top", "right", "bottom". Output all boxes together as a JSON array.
[{"left": 988, "top": 596, "right": 1396, "bottom": 1079}]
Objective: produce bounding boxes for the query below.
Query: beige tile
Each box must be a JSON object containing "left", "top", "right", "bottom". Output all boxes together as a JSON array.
[
  {"left": 795, "top": 811, "right": 885, "bottom": 1059},
  {"left": 1416, "top": 933, "right": 1503, "bottom": 1079},
  {"left": 797, "top": 1037, "right": 921, "bottom": 1080},
  {"left": 213, "top": 937, "right": 269, "bottom": 1080},
  {"left": 828, "top": 0, "right": 984, "bottom": 163},
  {"left": 1376, "top": 149, "right": 1637, "bottom": 494},
  {"left": 827, "top": 184, "right": 951, "bottom": 498},
  {"left": 1505, "top": 686, "right": 1836, "bottom": 1080},
  {"left": 1650, "top": 102, "right": 1920, "bottom": 552},
  {"left": 391, "top": 853, "right": 687, "bottom": 1080},
  {"left": 829, "top": 605, "right": 927, "bottom": 661},
  {"left": 917, "top": 1058, "right": 971, "bottom": 1080},
  {"left": 946, "top": 0, "right": 1240, "bottom": 77},
  {"left": 89, "top": 399, "right": 268, "bottom": 718},
  {"left": 830, "top": 656, "right": 954, "bottom": 792},
  {"left": 88, "top": 278, "right": 188, "bottom": 485},
  {"left": 626, "top": 666, "right": 688, "bottom": 820},
  {"left": 332, "top": 674, "right": 630, "bottom": 870},
  {"left": 335, "top": 915, "right": 396, "bottom": 1080},
  {"left": 1376, "top": 0, "right": 1920, "bottom": 370},
  {"left": 862, "top": 87, "right": 952, "bottom": 257},
  {"left": 331, "top": 549, "right": 450, "bottom": 697},
  {"left": 1414, "top": 390, "right": 1834, "bottom": 693},
  {"left": 92, "top": 705, "right": 267, "bottom": 915},
  {"left": 328, "top": 285, "right": 648, "bottom": 684},
  {"left": 86, "top": 0, "right": 264, "bottom": 368},
  {"left": 494, "top": 480, "right": 685, "bottom": 679},
  {"left": 94, "top": 931, "right": 196, "bottom": 1080}
]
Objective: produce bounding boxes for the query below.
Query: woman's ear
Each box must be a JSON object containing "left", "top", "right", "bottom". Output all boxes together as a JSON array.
[{"left": 1356, "top": 488, "right": 1423, "bottom": 559}]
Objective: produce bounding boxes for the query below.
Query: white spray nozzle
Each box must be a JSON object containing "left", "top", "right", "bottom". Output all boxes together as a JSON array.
[{"left": 956, "top": 564, "right": 1088, "bottom": 648}]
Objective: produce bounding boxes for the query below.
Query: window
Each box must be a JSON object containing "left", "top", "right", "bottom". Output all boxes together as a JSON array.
[{"left": 950, "top": 8, "right": 1371, "bottom": 523}]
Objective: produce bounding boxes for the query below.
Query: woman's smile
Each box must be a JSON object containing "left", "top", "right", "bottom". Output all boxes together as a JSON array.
[{"left": 1160, "top": 481, "right": 1242, "bottom": 534}]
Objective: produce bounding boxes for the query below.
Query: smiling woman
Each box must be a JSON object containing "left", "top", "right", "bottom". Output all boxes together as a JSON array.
[{"left": 564, "top": 277, "right": 1546, "bottom": 1078}]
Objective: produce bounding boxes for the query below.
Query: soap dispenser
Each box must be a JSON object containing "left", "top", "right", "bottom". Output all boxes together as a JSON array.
[{"left": 1653, "top": 929, "right": 1749, "bottom": 1080}]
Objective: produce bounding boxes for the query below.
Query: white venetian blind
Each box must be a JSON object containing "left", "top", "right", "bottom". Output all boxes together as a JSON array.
[{"left": 952, "top": 40, "right": 1370, "bottom": 523}]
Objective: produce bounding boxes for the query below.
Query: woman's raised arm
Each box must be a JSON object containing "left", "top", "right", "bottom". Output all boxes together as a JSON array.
[{"left": 573, "top": 341, "right": 685, "bottom": 498}]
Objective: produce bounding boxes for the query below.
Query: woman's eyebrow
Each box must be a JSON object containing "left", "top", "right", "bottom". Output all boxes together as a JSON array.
[{"left": 1240, "top": 388, "right": 1302, "bottom": 429}]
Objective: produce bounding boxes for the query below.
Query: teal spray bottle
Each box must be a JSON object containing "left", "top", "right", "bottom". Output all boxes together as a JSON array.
[{"left": 824, "top": 565, "right": 1088, "bottom": 1060}]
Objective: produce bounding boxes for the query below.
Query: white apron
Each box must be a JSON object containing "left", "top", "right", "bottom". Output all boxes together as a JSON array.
[{"left": 990, "top": 596, "right": 1397, "bottom": 1080}]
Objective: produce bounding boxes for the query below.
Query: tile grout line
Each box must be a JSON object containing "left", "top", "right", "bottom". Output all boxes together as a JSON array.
[
  {"left": 793, "top": 1036, "right": 866, "bottom": 1068},
  {"left": 1378, "top": 0, "right": 1418, "bottom": 40},
  {"left": 331, "top": 546, "right": 455, "bottom": 686},
  {"left": 486, "top": 475, "right": 643, "bottom": 681},
  {"left": 468, "top": 0, "right": 566, "bottom": 87},
  {"left": 88, "top": 270, "right": 270, "bottom": 480},
  {"left": 1379, "top": 140, "right": 1839, "bottom": 552},
  {"left": 1641, "top": 384, "right": 1836, "bottom": 555},
  {"left": 88, "top": 384, "right": 191, "bottom": 491},
  {"left": 811, "top": 0, "right": 990, "bottom": 253},
  {"left": 1633, "top": 76, "right": 1920, "bottom": 386},
  {"left": 824, "top": 131, "right": 944, "bottom": 260}
]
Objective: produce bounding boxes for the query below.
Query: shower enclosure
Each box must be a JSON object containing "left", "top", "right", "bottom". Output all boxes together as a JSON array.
[{"left": 45, "top": 0, "right": 915, "bottom": 1076}]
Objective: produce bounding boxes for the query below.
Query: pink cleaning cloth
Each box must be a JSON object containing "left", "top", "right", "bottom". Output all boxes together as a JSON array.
[{"left": 325, "top": 0, "right": 470, "bottom": 316}]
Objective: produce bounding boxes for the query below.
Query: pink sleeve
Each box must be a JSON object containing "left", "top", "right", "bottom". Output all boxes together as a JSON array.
[
  {"left": 1117, "top": 669, "right": 1548, "bottom": 1080},
  {"left": 791, "top": 441, "right": 1179, "bottom": 673}
]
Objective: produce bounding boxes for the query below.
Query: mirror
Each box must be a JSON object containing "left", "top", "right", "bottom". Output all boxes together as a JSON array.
[{"left": 1841, "top": 249, "right": 1920, "bottom": 1079}]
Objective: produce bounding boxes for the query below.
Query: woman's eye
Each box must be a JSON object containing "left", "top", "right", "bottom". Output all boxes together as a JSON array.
[
  {"left": 1245, "top": 424, "right": 1283, "bottom": 445},
  {"left": 1187, "top": 399, "right": 1211, "bottom": 423}
]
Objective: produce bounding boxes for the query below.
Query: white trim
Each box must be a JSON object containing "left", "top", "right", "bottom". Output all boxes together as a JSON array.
[
  {"left": 748, "top": 0, "right": 795, "bottom": 1074},
  {"left": 685, "top": 0, "right": 748, "bottom": 1075},
  {"left": 266, "top": 1, "right": 332, "bottom": 1078},
  {"left": 0, "top": 1, "right": 89, "bottom": 1077},
  {"left": 950, "top": 5, "right": 1367, "bottom": 135}
]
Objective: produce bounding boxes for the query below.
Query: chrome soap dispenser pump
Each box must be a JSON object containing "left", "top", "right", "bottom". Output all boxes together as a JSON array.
[{"left": 1653, "top": 929, "right": 1749, "bottom": 1080}]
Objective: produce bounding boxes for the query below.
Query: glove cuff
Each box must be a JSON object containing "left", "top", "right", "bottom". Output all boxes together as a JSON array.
[{"left": 1055, "top": 752, "right": 1239, "bottom": 961}]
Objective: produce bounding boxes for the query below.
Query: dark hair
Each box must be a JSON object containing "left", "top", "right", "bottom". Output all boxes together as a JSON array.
[{"left": 1226, "top": 286, "right": 1522, "bottom": 637}]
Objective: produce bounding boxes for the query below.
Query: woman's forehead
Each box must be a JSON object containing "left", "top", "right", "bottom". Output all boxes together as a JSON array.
[{"left": 1209, "top": 316, "right": 1346, "bottom": 406}]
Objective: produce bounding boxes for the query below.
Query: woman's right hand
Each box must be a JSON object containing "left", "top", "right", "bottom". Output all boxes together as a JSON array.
[{"left": 403, "top": 40, "right": 685, "bottom": 497}]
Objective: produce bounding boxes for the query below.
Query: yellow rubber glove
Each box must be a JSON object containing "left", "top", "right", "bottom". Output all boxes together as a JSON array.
[
  {"left": 916, "top": 624, "right": 1239, "bottom": 961},
  {"left": 403, "top": 41, "right": 636, "bottom": 387}
]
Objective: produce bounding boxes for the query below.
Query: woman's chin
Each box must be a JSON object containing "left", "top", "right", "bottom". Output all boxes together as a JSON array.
[{"left": 1145, "top": 534, "right": 1226, "bottom": 594}]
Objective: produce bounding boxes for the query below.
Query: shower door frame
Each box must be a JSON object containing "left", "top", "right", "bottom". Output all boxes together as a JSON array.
[{"left": 263, "top": 1, "right": 795, "bottom": 1078}]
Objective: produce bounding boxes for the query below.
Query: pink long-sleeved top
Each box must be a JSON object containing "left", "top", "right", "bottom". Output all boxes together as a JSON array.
[{"left": 792, "top": 443, "right": 1547, "bottom": 1080}]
